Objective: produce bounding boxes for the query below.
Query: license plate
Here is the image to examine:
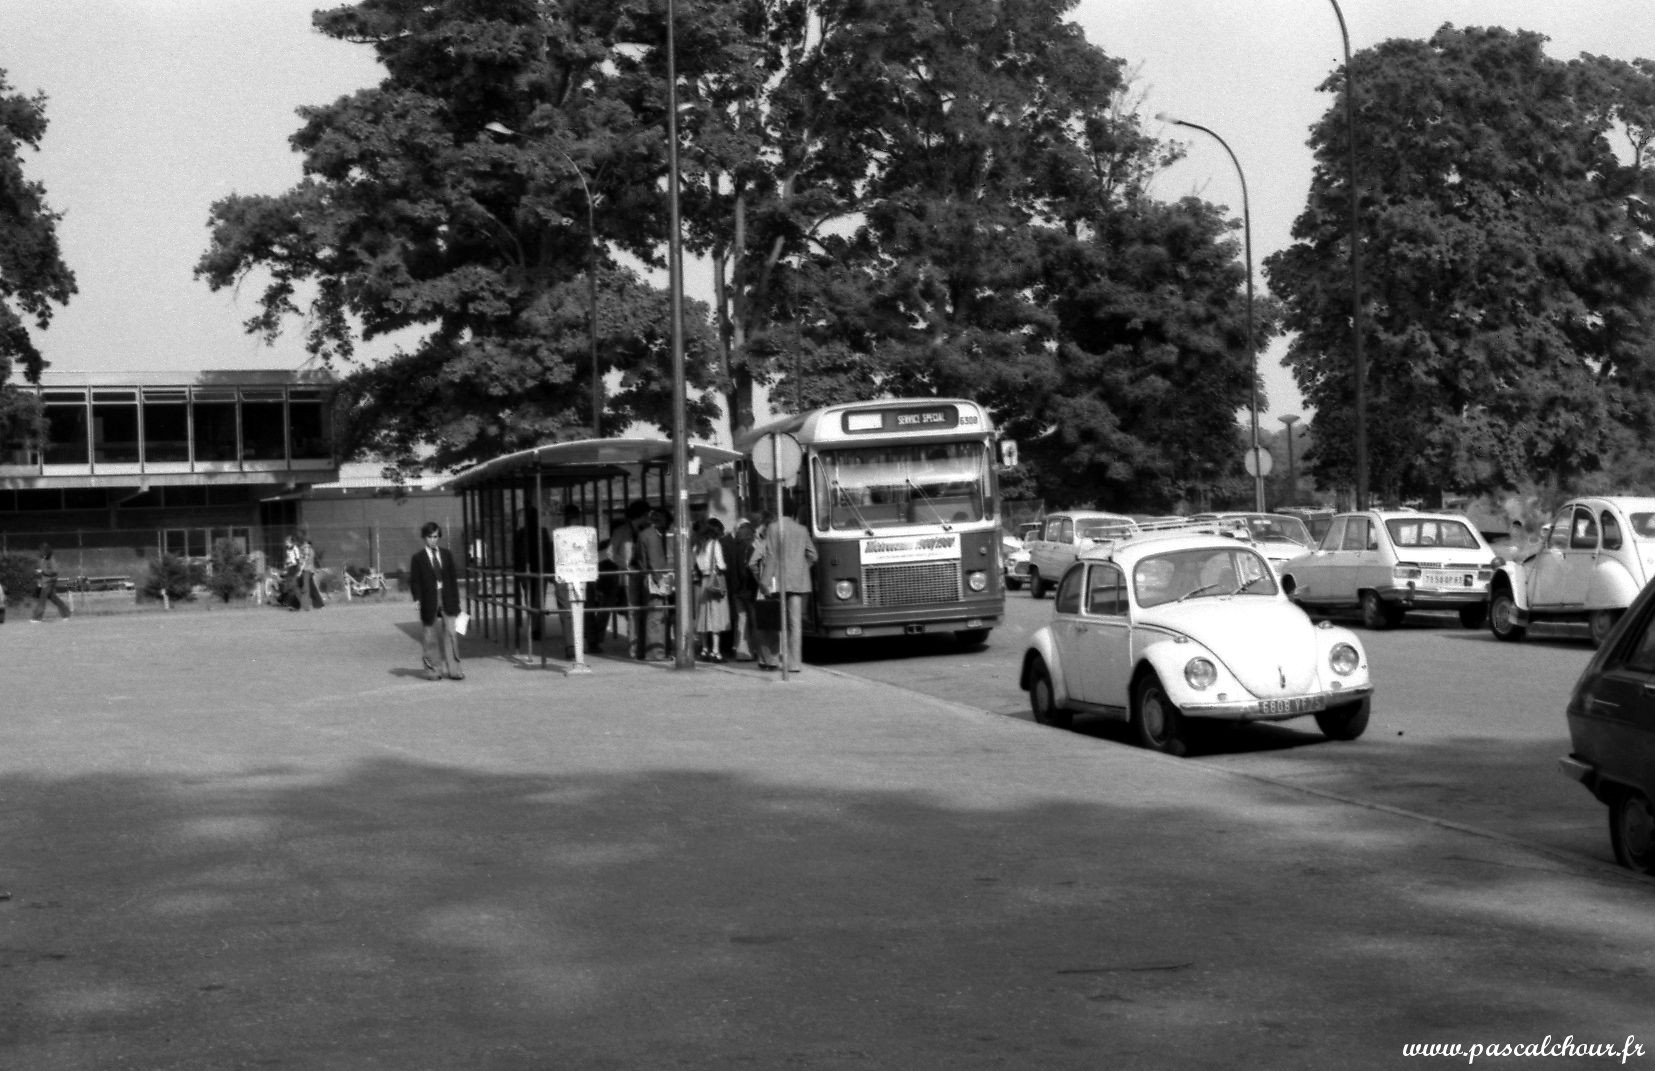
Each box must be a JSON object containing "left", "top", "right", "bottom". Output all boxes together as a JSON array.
[
  {"left": 1258, "top": 695, "right": 1327, "bottom": 715},
  {"left": 1423, "top": 571, "right": 1473, "bottom": 588}
]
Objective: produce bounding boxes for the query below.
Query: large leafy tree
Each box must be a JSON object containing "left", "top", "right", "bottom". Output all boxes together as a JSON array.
[
  {"left": 1268, "top": 25, "right": 1655, "bottom": 499},
  {"left": 0, "top": 70, "right": 75, "bottom": 446},
  {"left": 196, "top": 0, "right": 724, "bottom": 473}
]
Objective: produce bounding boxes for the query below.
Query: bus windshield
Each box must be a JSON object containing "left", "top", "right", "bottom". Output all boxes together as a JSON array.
[{"left": 815, "top": 441, "right": 990, "bottom": 531}]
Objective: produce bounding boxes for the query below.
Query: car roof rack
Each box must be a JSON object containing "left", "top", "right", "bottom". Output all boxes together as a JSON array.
[{"left": 1084, "top": 517, "right": 1247, "bottom": 555}]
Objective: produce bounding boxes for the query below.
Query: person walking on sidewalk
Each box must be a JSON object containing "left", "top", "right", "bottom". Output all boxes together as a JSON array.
[
  {"left": 31, "top": 544, "right": 72, "bottom": 623},
  {"left": 409, "top": 522, "right": 464, "bottom": 681},
  {"left": 749, "top": 496, "right": 817, "bottom": 672}
]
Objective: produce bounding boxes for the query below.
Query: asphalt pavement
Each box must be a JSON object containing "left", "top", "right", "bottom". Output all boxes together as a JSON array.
[{"left": 3, "top": 598, "right": 1652, "bottom": 1070}]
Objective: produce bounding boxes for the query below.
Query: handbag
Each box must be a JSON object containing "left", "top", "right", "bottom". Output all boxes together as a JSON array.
[{"left": 702, "top": 572, "right": 727, "bottom": 601}]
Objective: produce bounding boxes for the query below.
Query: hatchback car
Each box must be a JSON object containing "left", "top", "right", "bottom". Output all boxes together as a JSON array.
[
  {"left": 1023, "top": 510, "right": 1137, "bottom": 598},
  {"left": 1020, "top": 529, "right": 1373, "bottom": 756},
  {"left": 1002, "top": 534, "right": 1032, "bottom": 590},
  {"left": 1278, "top": 511, "right": 1495, "bottom": 629},
  {"left": 1559, "top": 573, "right": 1655, "bottom": 873},
  {"left": 1489, "top": 496, "right": 1655, "bottom": 647}
]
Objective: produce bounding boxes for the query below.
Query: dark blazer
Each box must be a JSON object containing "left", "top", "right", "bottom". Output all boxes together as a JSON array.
[{"left": 409, "top": 545, "right": 461, "bottom": 625}]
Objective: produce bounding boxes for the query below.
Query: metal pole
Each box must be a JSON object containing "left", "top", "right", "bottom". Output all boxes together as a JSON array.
[
  {"left": 666, "top": 0, "right": 694, "bottom": 669},
  {"left": 1330, "top": 0, "right": 1367, "bottom": 509},
  {"left": 774, "top": 436, "right": 788, "bottom": 682},
  {"left": 1160, "top": 115, "right": 1262, "bottom": 511},
  {"left": 1281, "top": 414, "right": 1300, "bottom": 507}
]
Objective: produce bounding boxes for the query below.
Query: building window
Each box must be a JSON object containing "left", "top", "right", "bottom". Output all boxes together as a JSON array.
[
  {"left": 92, "top": 389, "right": 140, "bottom": 463},
  {"left": 42, "top": 389, "right": 89, "bottom": 465},
  {"left": 288, "top": 389, "right": 332, "bottom": 460},
  {"left": 241, "top": 389, "right": 286, "bottom": 462},
  {"left": 142, "top": 388, "right": 190, "bottom": 463},
  {"left": 193, "top": 391, "right": 238, "bottom": 462}
]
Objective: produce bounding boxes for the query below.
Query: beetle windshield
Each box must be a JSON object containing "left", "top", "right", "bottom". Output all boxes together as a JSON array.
[
  {"left": 814, "top": 441, "right": 989, "bottom": 531},
  {"left": 1385, "top": 517, "right": 1481, "bottom": 549},
  {"left": 1133, "top": 546, "right": 1279, "bottom": 608}
]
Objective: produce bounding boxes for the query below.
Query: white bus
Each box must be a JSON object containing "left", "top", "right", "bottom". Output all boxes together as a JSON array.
[{"left": 737, "top": 398, "right": 1004, "bottom": 645}]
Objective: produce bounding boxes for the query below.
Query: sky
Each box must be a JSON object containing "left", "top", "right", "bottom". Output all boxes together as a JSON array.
[{"left": 5, "top": 1, "right": 1655, "bottom": 427}]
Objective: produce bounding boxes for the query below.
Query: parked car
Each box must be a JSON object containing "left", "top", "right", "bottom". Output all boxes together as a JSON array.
[
  {"left": 1489, "top": 496, "right": 1655, "bottom": 647},
  {"left": 1276, "top": 507, "right": 1336, "bottom": 545},
  {"left": 1020, "top": 529, "right": 1373, "bottom": 755},
  {"left": 1278, "top": 510, "right": 1495, "bottom": 629},
  {"left": 1003, "top": 534, "right": 1032, "bottom": 590},
  {"left": 1192, "top": 512, "right": 1315, "bottom": 571},
  {"left": 1559, "top": 575, "right": 1655, "bottom": 873},
  {"left": 1023, "top": 511, "right": 1137, "bottom": 598}
]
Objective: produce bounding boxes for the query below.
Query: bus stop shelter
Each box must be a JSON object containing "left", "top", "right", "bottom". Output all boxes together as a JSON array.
[{"left": 445, "top": 437, "right": 743, "bottom": 667}]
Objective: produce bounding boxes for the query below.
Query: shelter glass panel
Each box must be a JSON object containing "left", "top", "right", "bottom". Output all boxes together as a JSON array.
[
  {"left": 92, "top": 389, "right": 140, "bottom": 463},
  {"left": 288, "top": 390, "right": 330, "bottom": 459},
  {"left": 142, "top": 389, "right": 189, "bottom": 463},
  {"left": 192, "top": 391, "right": 238, "bottom": 462},
  {"left": 42, "top": 389, "right": 89, "bottom": 465},
  {"left": 241, "top": 390, "right": 286, "bottom": 462}
]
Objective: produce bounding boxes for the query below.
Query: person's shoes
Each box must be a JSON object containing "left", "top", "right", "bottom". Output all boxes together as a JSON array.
[
  {"left": 424, "top": 669, "right": 442, "bottom": 682},
  {"left": 757, "top": 662, "right": 778, "bottom": 671},
  {"left": 710, "top": 652, "right": 725, "bottom": 663},
  {"left": 448, "top": 669, "right": 465, "bottom": 681},
  {"left": 787, "top": 666, "right": 803, "bottom": 673},
  {"left": 734, "top": 653, "right": 755, "bottom": 662}
]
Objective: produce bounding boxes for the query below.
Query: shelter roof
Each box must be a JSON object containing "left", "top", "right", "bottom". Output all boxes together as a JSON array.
[{"left": 444, "top": 438, "right": 743, "bottom": 491}]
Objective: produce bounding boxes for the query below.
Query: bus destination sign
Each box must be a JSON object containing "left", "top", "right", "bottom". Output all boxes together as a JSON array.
[
  {"left": 842, "top": 405, "right": 959, "bottom": 434},
  {"left": 861, "top": 533, "right": 962, "bottom": 566}
]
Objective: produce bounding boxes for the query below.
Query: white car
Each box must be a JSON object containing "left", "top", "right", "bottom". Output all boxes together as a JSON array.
[
  {"left": 1023, "top": 510, "right": 1137, "bottom": 598},
  {"left": 1278, "top": 510, "right": 1495, "bottom": 629},
  {"left": 1491, "top": 496, "right": 1655, "bottom": 646},
  {"left": 1192, "top": 511, "right": 1315, "bottom": 572},
  {"left": 1002, "top": 535, "right": 1032, "bottom": 590},
  {"left": 1020, "top": 529, "right": 1373, "bottom": 755}
]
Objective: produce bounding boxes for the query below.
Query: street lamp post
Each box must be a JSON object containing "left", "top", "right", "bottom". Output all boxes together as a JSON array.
[
  {"left": 1329, "top": 0, "right": 1367, "bottom": 510},
  {"left": 1156, "top": 113, "right": 1264, "bottom": 511},
  {"left": 1280, "top": 414, "right": 1300, "bottom": 507},
  {"left": 666, "top": 0, "right": 694, "bottom": 669},
  {"left": 553, "top": 150, "right": 603, "bottom": 440}
]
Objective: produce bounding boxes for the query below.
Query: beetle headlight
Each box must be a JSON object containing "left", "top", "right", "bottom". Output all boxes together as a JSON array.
[
  {"left": 834, "top": 579, "right": 856, "bottom": 601},
  {"left": 966, "top": 570, "right": 987, "bottom": 592},
  {"left": 1329, "top": 643, "right": 1360, "bottom": 676},
  {"left": 1184, "top": 657, "right": 1217, "bottom": 690}
]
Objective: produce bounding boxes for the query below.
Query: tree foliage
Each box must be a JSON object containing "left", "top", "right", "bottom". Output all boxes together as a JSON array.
[
  {"left": 0, "top": 69, "right": 75, "bottom": 444},
  {"left": 198, "top": 0, "right": 1270, "bottom": 506},
  {"left": 1268, "top": 25, "right": 1655, "bottom": 499}
]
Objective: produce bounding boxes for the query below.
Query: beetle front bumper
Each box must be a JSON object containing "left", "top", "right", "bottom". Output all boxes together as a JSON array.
[{"left": 1181, "top": 684, "right": 1373, "bottom": 722}]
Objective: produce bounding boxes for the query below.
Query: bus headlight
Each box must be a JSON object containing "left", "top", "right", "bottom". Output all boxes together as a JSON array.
[
  {"left": 1329, "top": 643, "right": 1360, "bottom": 676},
  {"left": 966, "top": 570, "right": 988, "bottom": 592},
  {"left": 1184, "top": 658, "right": 1217, "bottom": 690},
  {"left": 834, "top": 579, "right": 857, "bottom": 601}
]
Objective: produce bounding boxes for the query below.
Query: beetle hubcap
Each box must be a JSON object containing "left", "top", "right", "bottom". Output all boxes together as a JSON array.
[{"left": 1142, "top": 692, "right": 1165, "bottom": 738}]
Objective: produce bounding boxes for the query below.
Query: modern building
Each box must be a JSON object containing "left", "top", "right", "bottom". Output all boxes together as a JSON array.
[{"left": 0, "top": 368, "right": 341, "bottom": 579}]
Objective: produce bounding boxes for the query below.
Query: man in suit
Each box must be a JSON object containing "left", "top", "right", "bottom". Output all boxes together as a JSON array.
[
  {"left": 749, "top": 495, "right": 818, "bottom": 672},
  {"left": 410, "top": 521, "right": 464, "bottom": 681}
]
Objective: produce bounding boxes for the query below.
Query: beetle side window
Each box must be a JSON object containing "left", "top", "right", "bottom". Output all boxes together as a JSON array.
[
  {"left": 1085, "top": 564, "right": 1127, "bottom": 616},
  {"left": 1602, "top": 511, "right": 1622, "bottom": 551},
  {"left": 1342, "top": 517, "right": 1370, "bottom": 552},
  {"left": 1054, "top": 565, "right": 1083, "bottom": 614}
]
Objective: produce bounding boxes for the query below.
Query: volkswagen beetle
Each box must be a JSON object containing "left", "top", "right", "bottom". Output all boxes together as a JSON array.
[{"left": 1020, "top": 528, "right": 1373, "bottom": 756}]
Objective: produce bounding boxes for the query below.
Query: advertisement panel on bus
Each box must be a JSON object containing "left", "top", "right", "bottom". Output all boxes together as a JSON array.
[{"left": 738, "top": 398, "right": 1003, "bottom": 646}]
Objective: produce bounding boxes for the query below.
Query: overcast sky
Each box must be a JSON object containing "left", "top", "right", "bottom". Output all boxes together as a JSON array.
[{"left": 5, "top": 1, "right": 1655, "bottom": 423}]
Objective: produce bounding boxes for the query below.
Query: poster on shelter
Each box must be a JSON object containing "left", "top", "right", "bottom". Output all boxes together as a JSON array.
[{"left": 553, "top": 526, "right": 599, "bottom": 585}]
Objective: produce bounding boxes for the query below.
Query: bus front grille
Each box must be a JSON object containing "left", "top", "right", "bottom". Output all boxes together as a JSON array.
[{"left": 862, "top": 561, "right": 961, "bottom": 607}]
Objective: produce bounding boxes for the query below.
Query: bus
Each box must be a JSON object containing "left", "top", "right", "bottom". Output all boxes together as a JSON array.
[{"left": 736, "top": 397, "right": 1003, "bottom": 645}]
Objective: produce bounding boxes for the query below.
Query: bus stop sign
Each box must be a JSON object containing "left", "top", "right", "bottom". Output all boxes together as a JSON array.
[{"left": 750, "top": 432, "right": 803, "bottom": 482}]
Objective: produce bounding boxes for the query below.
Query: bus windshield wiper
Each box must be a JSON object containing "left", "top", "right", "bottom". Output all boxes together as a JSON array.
[
  {"left": 832, "top": 481, "right": 876, "bottom": 535},
  {"left": 905, "top": 478, "right": 951, "bottom": 530}
]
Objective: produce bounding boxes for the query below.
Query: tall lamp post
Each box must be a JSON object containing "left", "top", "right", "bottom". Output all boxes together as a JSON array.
[
  {"left": 553, "top": 149, "right": 603, "bottom": 439},
  {"left": 1280, "top": 414, "right": 1300, "bottom": 507},
  {"left": 1329, "top": 0, "right": 1367, "bottom": 510},
  {"left": 666, "top": 0, "right": 694, "bottom": 668},
  {"left": 1156, "top": 113, "right": 1264, "bottom": 511}
]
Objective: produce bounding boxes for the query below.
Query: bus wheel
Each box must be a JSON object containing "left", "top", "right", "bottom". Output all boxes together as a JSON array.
[{"left": 955, "top": 628, "right": 991, "bottom": 647}]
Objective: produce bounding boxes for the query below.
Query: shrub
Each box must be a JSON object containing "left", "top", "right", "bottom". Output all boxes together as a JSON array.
[
  {"left": 205, "top": 538, "right": 259, "bottom": 603},
  {"left": 0, "top": 552, "right": 35, "bottom": 606},
  {"left": 141, "top": 553, "right": 204, "bottom": 603}
]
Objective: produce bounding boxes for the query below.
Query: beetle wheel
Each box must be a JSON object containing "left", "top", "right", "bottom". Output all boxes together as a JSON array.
[
  {"left": 1488, "top": 590, "right": 1526, "bottom": 642},
  {"left": 1028, "top": 659, "right": 1071, "bottom": 730},
  {"left": 1131, "top": 674, "right": 1186, "bottom": 757},
  {"left": 1314, "top": 697, "right": 1370, "bottom": 741},
  {"left": 1610, "top": 792, "right": 1655, "bottom": 875}
]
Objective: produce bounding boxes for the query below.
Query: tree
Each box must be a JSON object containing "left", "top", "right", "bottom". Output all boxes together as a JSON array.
[
  {"left": 0, "top": 69, "right": 76, "bottom": 445},
  {"left": 1268, "top": 25, "right": 1655, "bottom": 499},
  {"left": 196, "top": 0, "right": 722, "bottom": 474}
]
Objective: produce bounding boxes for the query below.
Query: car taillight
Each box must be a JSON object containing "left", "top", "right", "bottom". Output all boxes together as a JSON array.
[{"left": 1393, "top": 563, "right": 1421, "bottom": 580}]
